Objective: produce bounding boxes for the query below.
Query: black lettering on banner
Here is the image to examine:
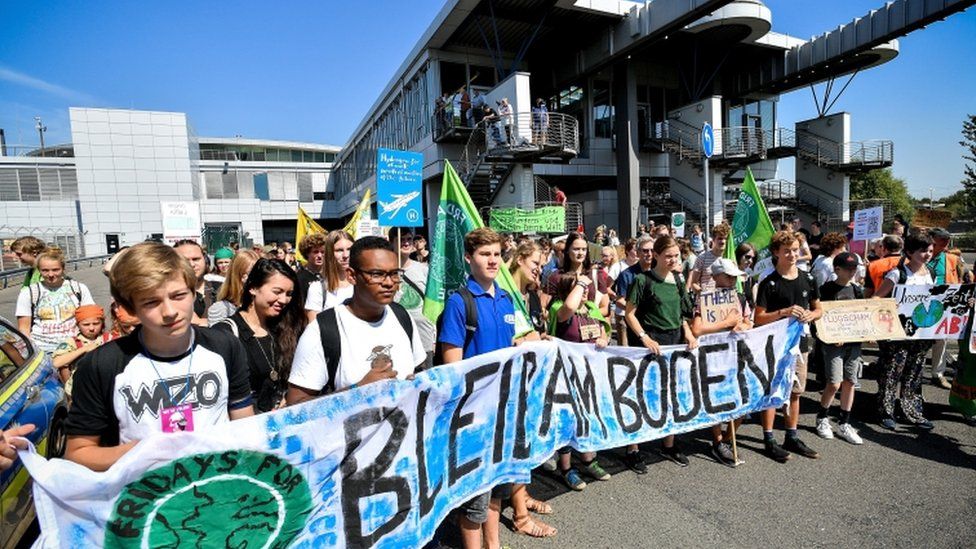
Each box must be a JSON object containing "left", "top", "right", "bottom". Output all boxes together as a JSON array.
[
  {"left": 735, "top": 338, "right": 769, "bottom": 403},
  {"left": 669, "top": 350, "right": 701, "bottom": 423},
  {"left": 492, "top": 358, "right": 514, "bottom": 464},
  {"left": 636, "top": 354, "right": 668, "bottom": 429},
  {"left": 216, "top": 450, "right": 239, "bottom": 473},
  {"left": 191, "top": 454, "right": 215, "bottom": 477},
  {"left": 608, "top": 356, "right": 642, "bottom": 433},
  {"left": 698, "top": 343, "right": 736, "bottom": 414},
  {"left": 449, "top": 362, "right": 499, "bottom": 485},
  {"left": 340, "top": 407, "right": 410, "bottom": 547},
  {"left": 415, "top": 389, "right": 441, "bottom": 519},
  {"left": 513, "top": 353, "right": 536, "bottom": 459},
  {"left": 568, "top": 356, "right": 607, "bottom": 438},
  {"left": 171, "top": 461, "right": 191, "bottom": 485},
  {"left": 538, "top": 353, "right": 582, "bottom": 437}
]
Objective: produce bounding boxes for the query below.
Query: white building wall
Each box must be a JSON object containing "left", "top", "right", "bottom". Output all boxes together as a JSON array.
[{"left": 71, "top": 107, "right": 196, "bottom": 253}]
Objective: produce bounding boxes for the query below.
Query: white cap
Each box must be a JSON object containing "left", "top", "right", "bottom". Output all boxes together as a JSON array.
[
  {"left": 552, "top": 235, "right": 568, "bottom": 243},
  {"left": 710, "top": 257, "right": 745, "bottom": 277}
]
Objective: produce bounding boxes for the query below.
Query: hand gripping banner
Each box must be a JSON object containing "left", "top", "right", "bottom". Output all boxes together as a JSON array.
[{"left": 21, "top": 319, "right": 802, "bottom": 548}]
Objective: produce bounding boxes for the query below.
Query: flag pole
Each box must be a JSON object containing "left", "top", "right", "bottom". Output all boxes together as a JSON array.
[{"left": 398, "top": 227, "right": 402, "bottom": 269}]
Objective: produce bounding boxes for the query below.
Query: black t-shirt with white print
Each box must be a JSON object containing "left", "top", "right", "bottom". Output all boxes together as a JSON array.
[
  {"left": 756, "top": 270, "right": 819, "bottom": 313},
  {"left": 65, "top": 326, "right": 253, "bottom": 446}
]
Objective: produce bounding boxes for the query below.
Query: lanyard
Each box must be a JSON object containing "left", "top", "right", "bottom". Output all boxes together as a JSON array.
[{"left": 138, "top": 330, "right": 196, "bottom": 407}]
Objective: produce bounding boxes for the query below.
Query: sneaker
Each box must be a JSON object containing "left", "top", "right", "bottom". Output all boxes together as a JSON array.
[
  {"left": 815, "top": 417, "right": 834, "bottom": 439},
  {"left": 622, "top": 451, "right": 648, "bottom": 474},
  {"left": 783, "top": 437, "right": 819, "bottom": 459},
  {"left": 541, "top": 456, "right": 558, "bottom": 472},
  {"left": 879, "top": 417, "right": 897, "bottom": 431},
  {"left": 835, "top": 423, "right": 863, "bottom": 445},
  {"left": 710, "top": 442, "right": 737, "bottom": 467},
  {"left": 914, "top": 419, "right": 935, "bottom": 431},
  {"left": 764, "top": 439, "right": 791, "bottom": 463},
  {"left": 562, "top": 468, "right": 586, "bottom": 491},
  {"left": 658, "top": 445, "right": 690, "bottom": 467},
  {"left": 933, "top": 375, "right": 952, "bottom": 390},
  {"left": 583, "top": 459, "right": 611, "bottom": 481}
]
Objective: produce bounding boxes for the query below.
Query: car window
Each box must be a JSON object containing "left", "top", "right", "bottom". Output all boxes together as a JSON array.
[{"left": 0, "top": 322, "right": 30, "bottom": 384}]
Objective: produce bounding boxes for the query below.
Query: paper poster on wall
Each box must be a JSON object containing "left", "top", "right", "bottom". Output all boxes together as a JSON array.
[{"left": 160, "top": 201, "right": 201, "bottom": 244}]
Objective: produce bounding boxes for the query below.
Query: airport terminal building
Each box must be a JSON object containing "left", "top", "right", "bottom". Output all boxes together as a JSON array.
[
  {"left": 1, "top": 0, "right": 972, "bottom": 264},
  {"left": 0, "top": 108, "right": 340, "bottom": 264}
]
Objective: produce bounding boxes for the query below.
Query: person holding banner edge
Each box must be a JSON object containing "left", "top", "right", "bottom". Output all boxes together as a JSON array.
[
  {"left": 754, "top": 230, "right": 823, "bottom": 462},
  {"left": 691, "top": 257, "right": 753, "bottom": 467},
  {"left": 872, "top": 233, "right": 937, "bottom": 431},
  {"left": 626, "top": 235, "right": 698, "bottom": 467}
]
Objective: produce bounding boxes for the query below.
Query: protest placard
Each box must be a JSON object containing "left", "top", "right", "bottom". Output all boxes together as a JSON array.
[
  {"left": 22, "top": 320, "right": 802, "bottom": 549},
  {"left": 892, "top": 284, "right": 975, "bottom": 339},
  {"left": 377, "top": 148, "right": 424, "bottom": 227},
  {"left": 489, "top": 206, "right": 566, "bottom": 233},
  {"left": 814, "top": 298, "right": 906, "bottom": 344},
  {"left": 671, "top": 212, "right": 686, "bottom": 237},
  {"left": 852, "top": 206, "right": 883, "bottom": 241},
  {"left": 698, "top": 288, "right": 740, "bottom": 324}
]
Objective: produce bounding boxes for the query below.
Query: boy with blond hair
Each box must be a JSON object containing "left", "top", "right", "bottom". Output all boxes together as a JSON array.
[{"left": 65, "top": 242, "right": 254, "bottom": 471}]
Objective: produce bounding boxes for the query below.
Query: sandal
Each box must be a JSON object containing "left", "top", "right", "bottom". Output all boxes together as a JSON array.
[
  {"left": 513, "top": 515, "right": 557, "bottom": 538},
  {"left": 524, "top": 496, "right": 553, "bottom": 515}
]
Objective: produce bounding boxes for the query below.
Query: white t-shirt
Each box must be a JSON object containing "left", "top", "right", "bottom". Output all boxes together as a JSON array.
[
  {"left": 811, "top": 255, "right": 836, "bottom": 288},
  {"left": 289, "top": 304, "right": 425, "bottom": 392},
  {"left": 16, "top": 280, "right": 95, "bottom": 352},
  {"left": 304, "top": 281, "right": 354, "bottom": 312},
  {"left": 885, "top": 264, "right": 934, "bottom": 286}
]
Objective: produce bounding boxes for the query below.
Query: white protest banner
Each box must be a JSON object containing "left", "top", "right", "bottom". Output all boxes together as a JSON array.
[
  {"left": 22, "top": 320, "right": 802, "bottom": 548},
  {"left": 852, "top": 206, "right": 883, "bottom": 241},
  {"left": 699, "top": 288, "right": 740, "bottom": 324},
  {"left": 355, "top": 218, "right": 382, "bottom": 239},
  {"left": 892, "top": 284, "right": 976, "bottom": 339},
  {"left": 160, "top": 201, "right": 201, "bottom": 245},
  {"left": 815, "top": 298, "right": 906, "bottom": 344}
]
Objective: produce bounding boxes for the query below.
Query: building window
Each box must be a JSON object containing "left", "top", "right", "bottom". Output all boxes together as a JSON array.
[
  {"left": 253, "top": 173, "right": 270, "bottom": 200},
  {"left": 592, "top": 80, "right": 613, "bottom": 139},
  {"left": 297, "top": 173, "right": 313, "bottom": 202}
]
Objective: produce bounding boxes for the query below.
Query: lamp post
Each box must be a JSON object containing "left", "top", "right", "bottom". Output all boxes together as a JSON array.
[{"left": 34, "top": 116, "right": 47, "bottom": 157}]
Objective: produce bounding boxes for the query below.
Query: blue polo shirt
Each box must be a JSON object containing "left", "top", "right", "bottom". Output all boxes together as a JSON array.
[
  {"left": 438, "top": 277, "right": 516, "bottom": 359},
  {"left": 613, "top": 262, "right": 648, "bottom": 303}
]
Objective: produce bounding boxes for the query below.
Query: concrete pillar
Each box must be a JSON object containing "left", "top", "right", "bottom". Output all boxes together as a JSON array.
[
  {"left": 491, "top": 164, "right": 535, "bottom": 207},
  {"left": 666, "top": 97, "right": 725, "bottom": 226},
  {"left": 613, "top": 61, "right": 640, "bottom": 238},
  {"left": 795, "top": 112, "right": 850, "bottom": 222}
]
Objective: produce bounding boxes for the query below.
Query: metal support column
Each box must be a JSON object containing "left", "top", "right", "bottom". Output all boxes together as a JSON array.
[{"left": 613, "top": 61, "right": 640, "bottom": 239}]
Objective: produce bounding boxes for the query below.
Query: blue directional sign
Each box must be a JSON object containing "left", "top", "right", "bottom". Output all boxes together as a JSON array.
[
  {"left": 377, "top": 148, "right": 424, "bottom": 227},
  {"left": 701, "top": 122, "right": 714, "bottom": 158}
]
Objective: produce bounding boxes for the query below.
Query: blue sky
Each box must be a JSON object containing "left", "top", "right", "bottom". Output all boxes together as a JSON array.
[{"left": 1, "top": 0, "right": 972, "bottom": 198}]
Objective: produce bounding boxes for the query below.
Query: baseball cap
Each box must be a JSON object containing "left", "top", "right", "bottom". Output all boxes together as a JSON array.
[
  {"left": 552, "top": 235, "right": 568, "bottom": 244},
  {"left": 710, "top": 257, "right": 745, "bottom": 277},
  {"left": 834, "top": 252, "right": 859, "bottom": 270}
]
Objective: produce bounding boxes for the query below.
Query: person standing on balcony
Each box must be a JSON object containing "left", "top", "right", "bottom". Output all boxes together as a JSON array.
[
  {"left": 532, "top": 98, "right": 549, "bottom": 144},
  {"left": 498, "top": 97, "right": 514, "bottom": 145},
  {"left": 553, "top": 185, "right": 567, "bottom": 206}
]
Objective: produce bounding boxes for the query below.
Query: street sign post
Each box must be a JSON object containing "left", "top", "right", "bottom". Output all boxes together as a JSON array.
[{"left": 701, "top": 122, "right": 714, "bottom": 244}]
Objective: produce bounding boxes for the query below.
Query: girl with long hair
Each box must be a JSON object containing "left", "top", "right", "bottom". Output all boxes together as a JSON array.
[
  {"left": 305, "top": 230, "right": 355, "bottom": 321},
  {"left": 547, "top": 232, "right": 611, "bottom": 318},
  {"left": 208, "top": 250, "right": 261, "bottom": 325},
  {"left": 214, "top": 258, "right": 307, "bottom": 413}
]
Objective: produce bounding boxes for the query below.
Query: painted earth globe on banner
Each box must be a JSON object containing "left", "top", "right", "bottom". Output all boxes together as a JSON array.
[
  {"left": 732, "top": 194, "right": 759, "bottom": 241},
  {"left": 672, "top": 213, "right": 685, "bottom": 229}
]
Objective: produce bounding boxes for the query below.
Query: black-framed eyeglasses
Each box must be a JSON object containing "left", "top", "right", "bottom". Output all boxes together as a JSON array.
[{"left": 356, "top": 269, "right": 405, "bottom": 284}]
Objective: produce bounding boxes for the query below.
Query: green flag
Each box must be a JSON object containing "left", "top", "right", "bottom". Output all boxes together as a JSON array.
[
  {"left": 422, "top": 160, "right": 532, "bottom": 336},
  {"left": 725, "top": 167, "right": 776, "bottom": 272}
]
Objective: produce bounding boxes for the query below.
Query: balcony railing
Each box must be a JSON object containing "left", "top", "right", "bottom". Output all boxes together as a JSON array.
[{"left": 458, "top": 111, "right": 579, "bottom": 183}]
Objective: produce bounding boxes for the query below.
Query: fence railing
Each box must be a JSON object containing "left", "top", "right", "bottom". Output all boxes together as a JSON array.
[
  {"left": 0, "top": 144, "right": 75, "bottom": 158},
  {"left": 458, "top": 112, "right": 579, "bottom": 183},
  {"left": 0, "top": 254, "right": 113, "bottom": 289}
]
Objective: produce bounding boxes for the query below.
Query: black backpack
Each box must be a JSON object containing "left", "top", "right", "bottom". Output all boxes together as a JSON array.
[
  {"left": 316, "top": 301, "right": 414, "bottom": 394},
  {"left": 433, "top": 286, "right": 479, "bottom": 366}
]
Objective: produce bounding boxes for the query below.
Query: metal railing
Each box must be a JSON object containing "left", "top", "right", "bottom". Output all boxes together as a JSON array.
[
  {"left": 650, "top": 119, "right": 702, "bottom": 161},
  {"left": 843, "top": 140, "right": 894, "bottom": 166},
  {"left": 0, "top": 144, "right": 75, "bottom": 158},
  {"left": 795, "top": 131, "right": 893, "bottom": 169},
  {"left": 0, "top": 254, "right": 113, "bottom": 289},
  {"left": 715, "top": 126, "right": 766, "bottom": 158},
  {"left": 458, "top": 112, "right": 579, "bottom": 184}
]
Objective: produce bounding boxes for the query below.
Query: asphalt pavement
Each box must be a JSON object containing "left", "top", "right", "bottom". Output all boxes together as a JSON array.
[{"left": 4, "top": 263, "right": 975, "bottom": 548}]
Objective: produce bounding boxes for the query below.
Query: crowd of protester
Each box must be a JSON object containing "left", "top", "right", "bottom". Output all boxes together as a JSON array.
[{"left": 1, "top": 215, "right": 973, "bottom": 547}]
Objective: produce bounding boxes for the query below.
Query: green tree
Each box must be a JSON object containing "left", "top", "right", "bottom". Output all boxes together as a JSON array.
[
  {"left": 850, "top": 168, "right": 914, "bottom": 221},
  {"left": 959, "top": 114, "right": 976, "bottom": 219},
  {"left": 940, "top": 189, "right": 969, "bottom": 218}
]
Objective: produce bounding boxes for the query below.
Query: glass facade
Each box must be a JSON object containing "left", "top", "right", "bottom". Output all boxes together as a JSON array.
[
  {"left": 198, "top": 144, "right": 335, "bottom": 163},
  {"left": 0, "top": 167, "right": 79, "bottom": 201}
]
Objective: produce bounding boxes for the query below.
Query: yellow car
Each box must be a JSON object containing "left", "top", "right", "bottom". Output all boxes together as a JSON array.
[{"left": 0, "top": 317, "right": 68, "bottom": 548}]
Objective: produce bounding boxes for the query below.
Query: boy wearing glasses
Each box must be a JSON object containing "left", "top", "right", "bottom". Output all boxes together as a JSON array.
[{"left": 287, "top": 237, "right": 426, "bottom": 401}]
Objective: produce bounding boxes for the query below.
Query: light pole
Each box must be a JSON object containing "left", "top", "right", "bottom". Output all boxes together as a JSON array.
[
  {"left": 929, "top": 187, "right": 934, "bottom": 210},
  {"left": 34, "top": 116, "right": 47, "bottom": 157}
]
